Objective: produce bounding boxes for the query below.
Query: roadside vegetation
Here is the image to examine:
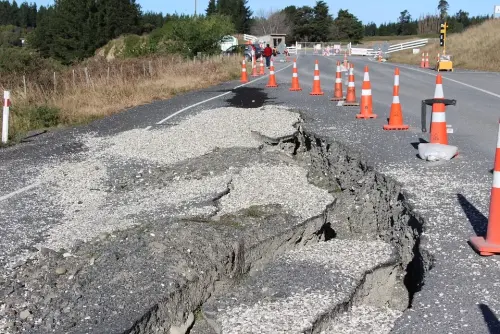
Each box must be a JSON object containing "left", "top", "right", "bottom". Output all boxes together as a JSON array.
[
  {"left": 0, "top": 0, "right": 493, "bottom": 141},
  {"left": 389, "top": 19, "right": 500, "bottom": 72}
]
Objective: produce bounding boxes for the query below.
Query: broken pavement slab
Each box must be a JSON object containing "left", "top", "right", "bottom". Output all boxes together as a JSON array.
[{"left": 200, "top": 240, "right": 405, "bottom": 333}]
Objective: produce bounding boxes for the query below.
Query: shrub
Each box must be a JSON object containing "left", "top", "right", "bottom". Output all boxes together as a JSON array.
[{"left": 159, "top": 15, "right": 235, "bottom": 57}]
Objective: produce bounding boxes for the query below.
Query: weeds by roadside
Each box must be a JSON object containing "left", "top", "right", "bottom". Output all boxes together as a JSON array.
[
  {"left": 389, "top": 19, "right": 500, "bottom": 72},
  {"left": 0, "top": 54, "right": 241, "bottom": 141}
]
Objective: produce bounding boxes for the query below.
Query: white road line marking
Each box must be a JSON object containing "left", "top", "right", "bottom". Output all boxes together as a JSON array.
[
  {"left": 144, "top": 125, "right": 152, "bottom": 131},
  {"left": 383, "top": 63, "right": 500, "bottom": 99},
  {"left": 0, "top": 182, "right": 40, "bottom": 202},
  {"left": 156, "top": 63, "right": 293, "bottom": 125}
]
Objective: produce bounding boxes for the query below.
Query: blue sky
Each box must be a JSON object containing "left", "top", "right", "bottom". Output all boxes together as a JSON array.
[{"left": 32, "top": 0, "right": 494, "bottom": 25}]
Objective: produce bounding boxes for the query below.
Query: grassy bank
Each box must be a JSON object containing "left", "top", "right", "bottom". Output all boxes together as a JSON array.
[
  {"left": 389, "top": 19, "right": 500, "bottom": 72},
  {"left": 0, "top": 55, "right": 241, "bottom": 142}
]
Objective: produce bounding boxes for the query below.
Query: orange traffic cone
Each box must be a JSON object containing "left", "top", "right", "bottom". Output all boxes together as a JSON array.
[
  {"left": 310, "top": 60, "right": 324, "bottom": 96},
  {"left": 251, "top": 56, "right": 259, "bottom": 77},
  {"left": 259, "top": 57, "right": 265, "bottom": 75},
  {"left": 420, "top": 53, "right": 425, "bottom": 68},
  {"left": 469, "top": 119, "right": 500, "bottom": 256},
  {"left": 240, "top": 59, "right": 248, "bottom": 83},
  {"left": 344, "top": 63, "right": 359, "bottom": 106},
  {"left": 266, "top": 60, "right": 278, "bottom": 88},
  {"left": 356, "top": 66, "right": 377, "bottom": 119},
  {"left": 290, "top": 59, "right": 302, "bottom": 91},
  {"left": 383, "top": 68, "right": 409, "bottom": 130},
  {"left": 424, "top": 52, "right": 430, "bottom": 68},
  {"left": 429, "top": 74, "right": 448, "bottom": 144},
  {"left": 331, "top": 61, "right": 344, "bottom": 101}
]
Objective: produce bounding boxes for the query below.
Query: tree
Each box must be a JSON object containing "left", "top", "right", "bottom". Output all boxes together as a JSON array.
[
  {"left": 311, "top": 1, "right": 333, "bottom": 41},
  {"left": 251, "top": 9, "right": 291, "bottom": 36},
  {"left": 30, "top": 0, "right": 141, "bottom": 64},
  {"left": 438, "top": 0, "right": 449, "bottom": 20},
  {"left": 364, "top": 22, "right": 377, "bottom": 36},
  {"left": 397, "top": 10, "right": 416, "bottom": 35},
  {"left": 206, "top": 0, "right": 216, "bottom": 16},
  {"left": 291, "top": 6, "right": 314, "bottom": 42},
  {"left": 232, "top": 0, "right": 252, "bottom": 33},
  {"left": 332, "top": 9, "right": 363, "bottom": 42},
  {"left": 160, "top": 14, "right": 235, "bottom": 57}
]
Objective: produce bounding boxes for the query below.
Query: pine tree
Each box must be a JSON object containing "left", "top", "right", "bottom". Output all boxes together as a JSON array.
[
  {"left": 438, "top": 0, "right": 449, "bottom": 20},
  {"left": 232, "top": 0, "right": 252, "bottom": 33},
  {"left": 206, "top": 0, "right": 216, "bottom": 16}
]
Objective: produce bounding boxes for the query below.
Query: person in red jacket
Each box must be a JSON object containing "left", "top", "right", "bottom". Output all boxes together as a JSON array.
[{"left": 263, "top": 44, "right": 273, "bottom": 68}]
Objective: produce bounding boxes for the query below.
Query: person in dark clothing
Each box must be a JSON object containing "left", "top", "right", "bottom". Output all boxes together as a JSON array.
[{"left": 263, "top": 44, "right": 273, "bottom": 68}]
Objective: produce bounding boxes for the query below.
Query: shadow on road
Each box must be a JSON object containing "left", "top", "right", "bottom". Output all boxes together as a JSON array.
[
  {"left": 226, "top": 87, "right": 275, "bottom": 108},
  {"left": 410, "top": 138, "right": 428, "bottom": 150},
  {"left": 479, "top": 303, "right": 500, "bottom": 334},
  {"left": 457, "top": 193, "right": 488, "bottom": 237}
]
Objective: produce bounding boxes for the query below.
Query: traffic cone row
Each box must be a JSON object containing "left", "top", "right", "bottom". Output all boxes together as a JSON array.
[
  {"left": 356, "top": 66, "right": 377, "bottom": 119},
  {"left": 290, "top": 59, "right": 302, "bottom": 91},
  {"left": 383, "top": 68, "right": 408, "bottom": 130},
  {"left": 266, "top": 60, "right": 278, "bottom": 88},
  {"left": 240, "top": 57, "right": 438, "bottom": 135},
  {"left": 344, "top": 64, "right": 359, "bottom": 106},
  {"left": 430, "top": 74, "right": 447, "bottom": 144},
  {"left": 331, "top": 61, "right": 344, "bottom": 101},
  {"left": 310, "top": 60, "right": 324, "bottom": 96}
]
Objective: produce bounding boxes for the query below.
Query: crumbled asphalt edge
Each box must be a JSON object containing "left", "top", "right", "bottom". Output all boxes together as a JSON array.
[
  {"left": 192, "top": 127, "right": 431, "bottom": 334},
  {"left": 0, "top": 113, "right": 431, "bottom": 334},
  {"left": 294, "top": 129, "right": 434, "bottom": 307}
]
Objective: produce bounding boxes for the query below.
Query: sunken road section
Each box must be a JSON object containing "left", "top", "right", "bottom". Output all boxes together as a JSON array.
[{"left": 0, "top": 106, "right": 430, "bottom": 333}]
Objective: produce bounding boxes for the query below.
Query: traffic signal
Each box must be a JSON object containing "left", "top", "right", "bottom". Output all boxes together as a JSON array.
[{"left": 439, "top": 23, "right": 447, "bottom": 47}]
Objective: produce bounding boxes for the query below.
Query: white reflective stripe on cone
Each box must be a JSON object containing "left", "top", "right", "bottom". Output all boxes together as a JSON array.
[
  {"left": 242, "top": 69, "right": 246, "bottom": 72},
  {"left": 493, "top": 171, "right": 500, "bottom": 189},
  {"left": 314, "top": 76, "right": 320, "bottom": 80},
  {"left": 293, "top": 73, "right": 298, "bottom": 77},
  {"left": 394, "top": 75, "right": 400, "bottom": 86},
  {"left": 363, "top": 72, "right": 370, "bottom": 81},
  {"left": 393, "top": 95, "right": 400, "bottom": 103},
  {"left": 431, "top": 111, "right": 446, "bottom": 122},
  {"left": 270, "top": 71, "right": 275, "bottom": 75},
  {"left": 315, "top": 64, "right": 319, "bottom": 70},
  {"left": 434, "top": 84, "right": 444, "bottom": 98},
  {"left": 348, "top": 82, "right": 355, "bottom": 87},
  {"left": 335, "top": 78, "right": 342, "bottom": 83},
  {"left": 362, "top": 89, "right": 371, "bottom": 96}
]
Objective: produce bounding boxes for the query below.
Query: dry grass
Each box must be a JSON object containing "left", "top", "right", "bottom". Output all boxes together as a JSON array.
[
  {"left": 0, "top": 54, "right": 241, "bottom": 141},
  {"left": 389, "top": 19, "right": 500, "bottom": 72}
]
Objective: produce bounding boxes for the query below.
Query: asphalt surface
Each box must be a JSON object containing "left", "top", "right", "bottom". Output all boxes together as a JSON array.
[{"left": 2, "top": 53, "right": 500, "bottom": 333}]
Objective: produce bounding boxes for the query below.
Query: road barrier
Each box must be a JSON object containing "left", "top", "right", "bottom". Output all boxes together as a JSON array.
[{"left": 2, "top": 91, "right": 10, "bottom": 144}]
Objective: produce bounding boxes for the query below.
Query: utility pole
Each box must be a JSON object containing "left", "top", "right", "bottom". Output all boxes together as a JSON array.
[{"left": 194, "top": 0, "right": 197, "bottom": 15}]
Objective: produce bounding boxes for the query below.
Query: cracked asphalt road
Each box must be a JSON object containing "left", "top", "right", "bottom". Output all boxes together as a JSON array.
[{"left": 1, "top": 54, "right": 500, "bottom": 333}]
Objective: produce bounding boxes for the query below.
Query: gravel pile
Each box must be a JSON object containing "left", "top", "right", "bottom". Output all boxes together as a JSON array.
[
  {"left": 85, "top": 105, "right": 301, "bottom": 165},
  {"left": 217, "top": 163, "right": 334, "bottom": 220},
  {"left": 26, "top": 105, "right": 302, "bottom": 253}
]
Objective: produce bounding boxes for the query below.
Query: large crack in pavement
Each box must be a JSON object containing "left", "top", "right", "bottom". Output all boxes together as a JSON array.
[{"left": 0, "top": 105, "right": 429, "bottom": 333}]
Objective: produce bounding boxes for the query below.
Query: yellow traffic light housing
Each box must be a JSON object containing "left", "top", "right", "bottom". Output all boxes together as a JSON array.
[{"left": 436, "top": 22, "right": 452, "bottom": 72}]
